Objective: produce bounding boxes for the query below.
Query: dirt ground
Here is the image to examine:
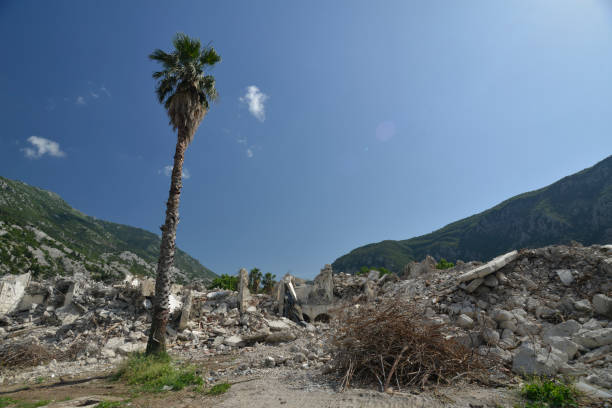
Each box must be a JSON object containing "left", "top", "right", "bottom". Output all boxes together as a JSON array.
[{"left": 0, "top": 360, "right": 522, "bottom": 408}]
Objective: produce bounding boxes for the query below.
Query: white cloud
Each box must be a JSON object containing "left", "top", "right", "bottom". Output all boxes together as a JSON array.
[
  {"left": 239, "top": 85, "right": 268, "bottom": 122},
  {"left": 22, "top": 136, "right": 66, "bottom": 159},
  {"left": 246, "top": 148, "right": 254, "bottom": 158},
  {"left": 76, "top": 96, "right": 86, "bottom": 105},
  {"left": 160, "top": 165, "right": 190, "bottom": 179},
  {"left": 90, "top": 91, "right": 99, "bottom": 99}
]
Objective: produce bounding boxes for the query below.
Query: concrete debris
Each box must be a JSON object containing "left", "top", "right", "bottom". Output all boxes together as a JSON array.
[
  {"left": 456, "top": 250, "right": 518, "bottom": 283},
  {"left": 0, "top": 243, "right": 611, "bottom": 400},
  {"left": 0, "top": 273, "right": 31, "bottom": 316}
]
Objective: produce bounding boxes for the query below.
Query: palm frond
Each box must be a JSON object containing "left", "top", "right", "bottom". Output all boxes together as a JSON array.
[
  {"left": 200, "top": 48, "right": 221, "bottom": 66},
  {"left": 150, "top": 33, "right": 220, "bottom": 138}
]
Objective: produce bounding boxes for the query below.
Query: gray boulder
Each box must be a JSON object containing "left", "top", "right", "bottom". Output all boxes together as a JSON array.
[
  {"left": 542, "top": 320, "right": 581, "bottom": 340},
  {"left": 512, "top": 342, "right": 565, "bottom": 376},
  {"left": 593, "top": 294, "right": 612, "bottom": 317},
  {"left": 572, "top": 328, "right": 612, "bottom": 349}
]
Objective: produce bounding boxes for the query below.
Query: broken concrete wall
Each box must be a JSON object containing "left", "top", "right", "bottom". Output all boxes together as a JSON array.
[
  {"left": 309, "top": 264, "right": 334, "bottom": 304},
  {"left": 0, "top": 273, "right": 31, "bottom": 316}
]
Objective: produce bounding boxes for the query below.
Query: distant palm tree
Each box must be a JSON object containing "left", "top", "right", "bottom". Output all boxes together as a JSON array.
[
  {"left": 146, "top": 33, "right": 220, "bottom": 355},
  {"left": 249, "top": 267, "right": 262, "bottom": 293},
  {"left": 262, "top": 272, "right": 276, "bottom": 294}
]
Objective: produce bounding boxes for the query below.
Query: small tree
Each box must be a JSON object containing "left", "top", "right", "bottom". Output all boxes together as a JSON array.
[
  {"left": 208, "top": 274, "right": 238, "bottom": 291},
  {"left": 262, "top": 272, "right": 276, "bottom": 293},
  {"left": 436, "top": 258, "right": 454, "bottom": 270}
]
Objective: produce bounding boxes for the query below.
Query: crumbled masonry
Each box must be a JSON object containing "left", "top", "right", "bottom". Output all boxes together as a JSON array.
[{"left": 0, "top": 243, "right": 611, "bottom": 401}]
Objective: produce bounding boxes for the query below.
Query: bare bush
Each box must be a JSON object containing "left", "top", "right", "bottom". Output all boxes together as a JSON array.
[
  {"left": 0, "top": 339, "right": 88, "bottom": 368},
  {"left": 330, "top": 298, "right": 494, "bottom": 391}
]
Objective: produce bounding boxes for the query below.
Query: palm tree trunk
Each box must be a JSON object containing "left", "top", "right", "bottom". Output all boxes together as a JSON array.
[{"left": 146, "top": 131, "right": 188, "bottom": 355}]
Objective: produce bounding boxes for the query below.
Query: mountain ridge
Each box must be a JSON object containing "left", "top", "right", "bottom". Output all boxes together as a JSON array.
[
  {"left": 0, "top": 176, "right": 216, "bottom": 282},
  {"left": 332, "top": 155, "right": 612, "bottom": 274}
]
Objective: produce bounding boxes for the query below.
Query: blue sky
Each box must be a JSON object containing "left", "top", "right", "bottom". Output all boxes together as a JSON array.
[{"left": 1, "top": 1, "right": 611, "bottom": 279}]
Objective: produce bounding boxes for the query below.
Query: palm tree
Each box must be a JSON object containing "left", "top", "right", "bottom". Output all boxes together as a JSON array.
[
  {"left": 262, "top": 272, "right": 276, "bottom": 294},
  {"left": 146, "top": 33, "right": 220, "bottom": 355},
  {"left": 249, "top": 267, "right": 262, "bottom": 293}
]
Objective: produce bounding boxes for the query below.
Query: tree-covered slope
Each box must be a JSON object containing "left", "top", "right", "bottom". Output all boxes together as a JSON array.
[
  {"left": 0, "top": 176, "right": 216, "bottom": 282},
  {"left": 333, "top": 155, "right": 612, "bottom": 274}
]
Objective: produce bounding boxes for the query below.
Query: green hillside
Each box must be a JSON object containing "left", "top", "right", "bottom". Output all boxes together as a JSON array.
[
  {"left": 333, "top": 155, "right": 612, "bottom": 274},
  {"left": 0, "top": 176, "right": 216, "bottom": 282}
]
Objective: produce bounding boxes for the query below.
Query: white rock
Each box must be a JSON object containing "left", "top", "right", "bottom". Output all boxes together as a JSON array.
[
  {"left": 574, "top": 380, "right": 612, "bottom": 400},
  {"left": 224, "top": 335, "right": 244, "bottom": 347},
  {"left": 555, "top": 269, "right": 574, "bottom": 285},
  {"left": 117, "top": 342, "right": 146, "bottom": 355},
  {"left": 573, "top": 328, "right": 612, "bottom": 349},
  {"left": 456, "top": 314, "right": 474, "bottom": 329},
  {"left": 543, "top": 336, "right": 579, "bottom": 360},
  {"left": 267, "top": 320, "right": 290, "bottom": 332}
]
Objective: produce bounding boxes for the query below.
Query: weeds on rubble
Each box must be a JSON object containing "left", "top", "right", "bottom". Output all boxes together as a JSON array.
[
  {"left": 207, "top": 382, "right": 231, "bottom": 395},
  {"left": 516, "top": 377, "right": 579, "bottom": 408},
  {"left": 113, "top": 352, "right": 203, "bottom": 393},
  {"left": 330, "top": 298, "right": 494, "bottom": 391}
]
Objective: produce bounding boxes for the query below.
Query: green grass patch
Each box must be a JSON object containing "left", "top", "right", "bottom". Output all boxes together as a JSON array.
[
  {"left": 0, "top": 397, "right": 17, "bottom": 408},
  {"left": 94, "top": 401, "right": 127, "bottom": 408},
  {"left": 517, "top": 377, "right": 579, "bottom": 408},
  {"left": 113, "top": 352, "right": 203, "bottom": 393},
  {"left": 13, "top": 400, "right": 52, "bottom": 408},
  {"left": 207, "top": 382, "right": 231, "bottom": 396}
]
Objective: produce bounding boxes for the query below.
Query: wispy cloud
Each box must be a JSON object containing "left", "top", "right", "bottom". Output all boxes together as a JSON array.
[
  {"left": 246, "top": 148, "right": 254, "bottom": 158},
  {"left": 160, "top": 165, "right": 190, "bottom": 179},
  {"left": 22, "top": 136, "right": 66, "bottom": 159},
  {"left": 239, "top": 85, "right": 268, "bottom": 122},
  {"left": 72, "top": 82, "right": 110, "bottom": 106}
]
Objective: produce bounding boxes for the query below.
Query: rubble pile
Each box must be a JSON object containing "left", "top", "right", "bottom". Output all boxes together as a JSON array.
[
  {"left": 0, "top": 243, "right": 611, "bottom": 401},
  {"left": 0, "top": 270, "right": 315, "bottom": 385},
  {"left": 376, "top": 244, "right": 612, "bottom": 399}
]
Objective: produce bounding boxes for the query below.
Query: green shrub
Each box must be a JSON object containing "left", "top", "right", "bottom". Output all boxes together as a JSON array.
[
  {"left": 208, "top": 274, "right": 239, "bottom": 291},
  {"left": 435, "top": 258, "right": 454, "bottom": 269},
  {"left": 518, "top": 378, "right": 578, "bottom": 408},
  {"left": 207, "top": 382, "right": 231, "bottom": 395},
  {"left": 113, "top": 352, "right": 203, "bottom": 393}
]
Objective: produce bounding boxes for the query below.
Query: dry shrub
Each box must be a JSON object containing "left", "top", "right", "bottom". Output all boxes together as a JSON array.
[
  {"left": 0, "top": 339, "right": 88, "bottom": 368},
  {"left": 0, "top": 340, "right": 53, "bottom": 368},
  {"left": 330, "top": 298, "right": 493, "bottom": 391}
]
